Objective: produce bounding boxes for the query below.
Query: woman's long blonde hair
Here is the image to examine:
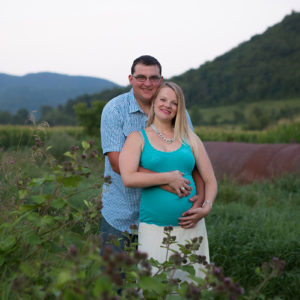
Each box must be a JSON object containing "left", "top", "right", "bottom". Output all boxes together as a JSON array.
[{"left": 147, "top": 82, "right": 198, "bottom": 153}]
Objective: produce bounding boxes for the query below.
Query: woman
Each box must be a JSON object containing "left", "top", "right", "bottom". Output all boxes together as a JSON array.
[{"left": 119, "top": 82, "right": 217, "bottom": 279}]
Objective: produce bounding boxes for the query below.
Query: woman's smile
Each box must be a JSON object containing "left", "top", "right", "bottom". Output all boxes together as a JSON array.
[{"left": 154, "top": 87, "right": 178, "bottom": 120}]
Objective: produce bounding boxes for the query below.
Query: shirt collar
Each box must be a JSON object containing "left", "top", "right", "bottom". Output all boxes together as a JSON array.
[{"left": 129, "top": 88, "right": 145, "bottom": 114}]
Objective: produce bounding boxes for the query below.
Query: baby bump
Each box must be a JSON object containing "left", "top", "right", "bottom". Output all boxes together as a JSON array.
[{"left": 140, "top": 176, "right": 196, "bottom": 226}]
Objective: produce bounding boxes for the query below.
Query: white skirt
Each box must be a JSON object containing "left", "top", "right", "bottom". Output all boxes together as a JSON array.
[{"left": 138, "top": 219, "right": 210, "bottom": 281}]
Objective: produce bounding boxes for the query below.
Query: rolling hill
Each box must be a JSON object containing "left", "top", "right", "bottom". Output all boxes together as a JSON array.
[{"left": 0, "top": 72, "right": 119, "bottom": 113}]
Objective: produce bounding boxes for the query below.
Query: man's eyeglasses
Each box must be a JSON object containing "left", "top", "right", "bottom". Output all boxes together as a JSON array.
[{"left": 132, "top": 75, "right": 161, "bottom": 83}]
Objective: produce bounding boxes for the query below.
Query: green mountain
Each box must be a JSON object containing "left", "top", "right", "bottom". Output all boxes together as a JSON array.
[
  {"left": 172, "top": 11, "right": 300, "bottom": 107},
  {"left": 65, "top": 12, "right": 300, "bottom": 113},
  {"left": 0, "top": 72, "right": 119, "bottom": 114}
]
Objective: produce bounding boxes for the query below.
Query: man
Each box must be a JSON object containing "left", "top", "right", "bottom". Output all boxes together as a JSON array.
[{"left": 100, "top": 55, "right": 204, "bottom": 250}]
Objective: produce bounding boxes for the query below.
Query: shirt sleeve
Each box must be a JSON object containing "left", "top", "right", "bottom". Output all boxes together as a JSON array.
[
  {"left": 101, "top": 102, "right": 125, "bottom": 154},
  {"left": 185, "top": 109, "right": 194, "bottom": 131}
]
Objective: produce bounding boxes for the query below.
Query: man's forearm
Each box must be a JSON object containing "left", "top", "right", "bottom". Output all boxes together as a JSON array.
[
  {"left": 107, "top": 152, "right": 121, "bottom": 174},
  {"left": 138, "top": 167, "right": 172, "bottom": 190},
  {"left": 192, "top": 167, "right": 205, "bottom": 207},
  {"left": 138, "top": 166, "right": 152, "bottom": 174}
]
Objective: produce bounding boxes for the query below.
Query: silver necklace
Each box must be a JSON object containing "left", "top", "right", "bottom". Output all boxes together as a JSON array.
[{"left": 151, "top": 124, "right": 175, "bottom": 144}]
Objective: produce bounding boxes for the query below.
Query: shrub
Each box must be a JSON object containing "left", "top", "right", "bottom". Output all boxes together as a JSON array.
[
  {"left": 46, "top": 132, "right": 79, "bottom": 161},
  {"left": 73, "top": 101, "right": 106, "bottom": 136}
]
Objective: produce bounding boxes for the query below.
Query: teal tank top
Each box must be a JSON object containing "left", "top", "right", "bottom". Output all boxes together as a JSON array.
[{"left": 139, "top": 129, "right": 196, "bottom": 226}]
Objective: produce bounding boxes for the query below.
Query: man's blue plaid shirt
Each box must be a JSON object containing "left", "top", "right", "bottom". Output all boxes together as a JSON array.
[{"left": 101, "top": 89, "right": 147, "bottom": 232}]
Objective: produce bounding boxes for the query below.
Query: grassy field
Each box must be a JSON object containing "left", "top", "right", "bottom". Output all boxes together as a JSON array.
[
  {"left": 0, "top": 125, "right": 87, "bottom": 150},
  {"left": 195, "top": 121, "right": 300, "bottom": 143},
  {"left": 207, "top": 175, "right": 300, "bottom": 299},
  {"left": 190, "top": 97, "right": 300, "bottom": 124},
  {"left": 1, "top": 143, "right": 299, "bottom": 299},
  {"left": 1, "top": 121, "right": 300, "bottom": 151}
]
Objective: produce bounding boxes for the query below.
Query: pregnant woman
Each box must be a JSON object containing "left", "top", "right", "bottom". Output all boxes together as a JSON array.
[{"left": 119, "top": 82, "right": 217, "bottom": 279}]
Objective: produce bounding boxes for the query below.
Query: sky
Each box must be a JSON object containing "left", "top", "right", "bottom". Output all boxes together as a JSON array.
[{"left": 0, "top": 0, "right": 300, "bottom": 86}]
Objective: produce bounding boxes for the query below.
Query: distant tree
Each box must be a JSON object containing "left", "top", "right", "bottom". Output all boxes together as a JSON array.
[
  {"left": 209, "top": 114, "right": 221, "bottom": 125},
  {"left": 12, "top": 109, "right": 29, "bottom": 125},
  {"left": 233, "top": 109, "right": 245, "bottom": 124},
  {"left": 189, "top": 105, "right": 204, "bottom": 126},
  {"left": 244, "top": 106, "right": 271, "bottom": 130},
  {"left": 40, "top": 105, "right": 53, "bottom": 118},
  {"left": 73, "top": 101, "right": 106, "bottom": 136},
  {"left": 39, "top": 109, "right": 77, "bottom": 126},
  {"left": 0, "top": 111, "right": 12, "bottom": 124}
]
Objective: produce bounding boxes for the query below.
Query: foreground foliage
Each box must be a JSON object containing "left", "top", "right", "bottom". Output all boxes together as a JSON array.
[
  {"left": 208, "top": 175, "right": 300, "bottom": 299},
  {"left": 0, "top": 138, "right": 295, "bottom": 299}
]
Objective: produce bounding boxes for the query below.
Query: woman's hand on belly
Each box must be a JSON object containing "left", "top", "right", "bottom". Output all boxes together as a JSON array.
[{"left": 178, "top": 205, "right": 211, "bottom": 229}]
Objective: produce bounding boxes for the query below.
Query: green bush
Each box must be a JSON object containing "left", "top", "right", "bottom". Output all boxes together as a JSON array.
[
  {"left": 74, "top": 101, "right": 106, "bottom": 136},
  {"left": 46, "top": 132, "right": 79, "bottom": 161}
]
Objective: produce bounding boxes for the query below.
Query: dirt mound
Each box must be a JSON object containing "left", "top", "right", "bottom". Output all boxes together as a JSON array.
[{"left": 204, "top": 142, "right": 300, "bottom": 183}]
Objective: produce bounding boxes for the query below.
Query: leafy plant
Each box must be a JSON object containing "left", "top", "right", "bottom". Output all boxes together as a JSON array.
[{"left": 73, "top": 101, "right": 106, "bottom": 136}]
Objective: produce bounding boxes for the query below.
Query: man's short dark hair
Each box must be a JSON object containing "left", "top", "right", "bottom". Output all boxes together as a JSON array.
[{"left": 131, "top": 55, "right": 162, "bottom": 75}]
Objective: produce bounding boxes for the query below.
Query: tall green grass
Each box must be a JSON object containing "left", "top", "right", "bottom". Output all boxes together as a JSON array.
[
  {"left": 0, "top": 125, "right": 87, "bottom": 149},
  {"left": 192, "top": 97, "right": 300, "bottom": 124},
  {"left": 206, "top": 175, "right": 300, "bottom": 299},
  {"left": 195, "top": 122, "right": 300, "bottom": 143}
]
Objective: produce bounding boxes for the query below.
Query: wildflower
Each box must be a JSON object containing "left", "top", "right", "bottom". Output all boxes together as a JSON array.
[
  {"left": 103, "top": 175, "right": 112, "bottom": 184},
  {"left": 134, "top": 250, "right": 147, "bottom": 260},
  {"left": 62, "top": 161, "right": 74, "bottom": 172},
  {"left": 112, "top": 273, "right": 123, "bottom": 286},
  {"left": 89, "top": 150, "right": 98, "bottom": 158},
  {"left": 129, "top": 224, "right": 138, "bottom": 231},
  {"left": 68, "top": 244, "right": 78, "bottom": 256},
  {"left": 164, "top": 225, "right": 173, "bottom": 232}
]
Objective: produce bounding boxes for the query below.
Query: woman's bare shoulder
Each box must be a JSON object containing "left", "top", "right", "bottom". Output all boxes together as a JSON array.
[
  {"left": 127, "top": 130, "right": 143, "bottom": 139},
  {"left": 126, "top": 131, "right": 144, "bottom": 145}
]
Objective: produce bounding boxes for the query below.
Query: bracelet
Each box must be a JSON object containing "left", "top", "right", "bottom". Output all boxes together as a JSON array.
[{"left": 202, "top": 200, "right": 213, "bottom": 208}]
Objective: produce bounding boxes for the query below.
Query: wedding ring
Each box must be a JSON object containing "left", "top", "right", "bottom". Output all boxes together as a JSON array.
[{"left": 180, "top": 187, "right": 186, "bottom": 192}]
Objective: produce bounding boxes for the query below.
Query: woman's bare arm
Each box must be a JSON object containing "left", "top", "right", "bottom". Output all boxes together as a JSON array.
[{"left": 179, "top": 136, "right": 217, "bottom": 228}]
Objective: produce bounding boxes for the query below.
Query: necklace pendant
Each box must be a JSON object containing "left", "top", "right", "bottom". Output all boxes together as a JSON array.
[{"left": 151, "top": 124, "right": 175, "bottom": 144}]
